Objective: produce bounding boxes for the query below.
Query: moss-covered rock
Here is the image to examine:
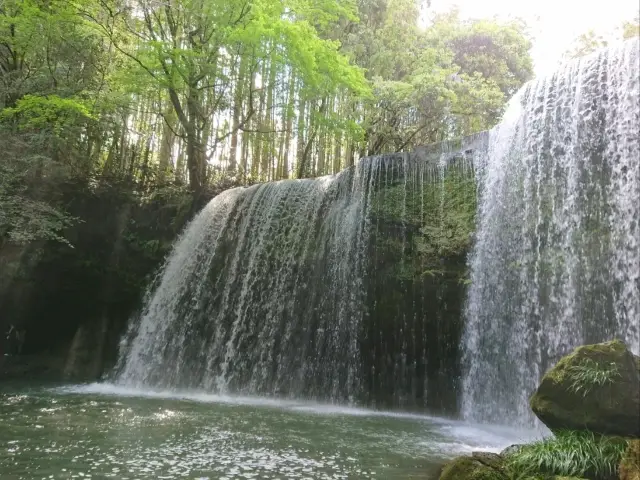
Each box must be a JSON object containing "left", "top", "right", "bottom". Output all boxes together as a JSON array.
[
  {"left": 471, "top": 452, "right": 503, "bottom": 469},
  {"left": 439, "top": 454, "right": 507, "bottom": 480},
  {"left": 620, "top": 440, "right": 640, "bottom": 480},
  {"left": 501, "top": 444, "right": 524, "bottom": 456},
  {"left": 529, "top": 340, "right": 640, "bottom": 437}
]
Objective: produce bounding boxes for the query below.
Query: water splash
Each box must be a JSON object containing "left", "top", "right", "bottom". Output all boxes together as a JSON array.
[{"left": 462, "top": 38, "right": 640, "bottom": 425}]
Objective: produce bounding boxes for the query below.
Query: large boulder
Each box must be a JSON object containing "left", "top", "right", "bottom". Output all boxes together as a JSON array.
[
  {"left": 438, "top": 453, "right": 507, "bottom": 480},
  {"left": 530, "top": 340, "right": 640, "bottom": 437},
  {"left": 620, "top": 440, "right": 640, "bottom": 480}
]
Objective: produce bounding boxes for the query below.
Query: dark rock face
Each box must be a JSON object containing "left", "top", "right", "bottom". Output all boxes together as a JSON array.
[
  {"left": 0, "top": 353, "right": 66, "bottom": 381},
  {"left": 530, "top": 340, "right": 640, "bottom": 437}
]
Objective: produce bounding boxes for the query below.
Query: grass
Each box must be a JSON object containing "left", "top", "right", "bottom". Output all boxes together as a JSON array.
[
  {"left": 504, "top": 430, "right": 628, "bottom": 480},
  {"left": 566, "top": 359, "right": 621, "bottom": 396}
]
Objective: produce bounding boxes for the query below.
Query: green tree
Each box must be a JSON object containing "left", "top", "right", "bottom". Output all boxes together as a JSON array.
[
  {"left": 0, "top": 0, "right": 105, "bottom": 245},
  {"left": 621, "top": 18, "right": 640, "bottom": 39},
  {"left": 564, "top": 29, "right": 608, "bottom": 59},
  {"left": 93, "top": 0, "right": 369, "bottom": 191},
  {"left": 342, "top": 5, "right": 533, "bottom": 155}
]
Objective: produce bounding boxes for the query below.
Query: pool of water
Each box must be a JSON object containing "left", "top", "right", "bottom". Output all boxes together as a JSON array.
[{"left": 0, "top": 383, "right": 539, "bottom": 479}]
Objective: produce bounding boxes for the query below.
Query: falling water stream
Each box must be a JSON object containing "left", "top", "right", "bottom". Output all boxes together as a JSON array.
[
  {"left": 113, "top": 144, "right": 482, "bottom": 407},
  {"left": 462, "top": 38, "right": 640, "bottom": 425},
  {"left": 114, "top": 158, "right": 376, "bottom": 401}
]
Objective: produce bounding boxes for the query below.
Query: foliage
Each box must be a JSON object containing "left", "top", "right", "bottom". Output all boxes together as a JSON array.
[
  {"left": 564, "top": 18, "right": 639, "bottom": 60},
  {"left": 505, "top": 431, "right": 627, "bottom": 480},
  {"left": 567, "top": 359, "right": 621, "bottom": 397},
  {"left": 1, "top": 95, "right": 93, "bottom": 132},
  {"left": 0, "top": 0, "right": 535, "bottom": 197},
  {"left": 621, "top": 18, "right": 640, "bottom": 40},
  {"left": 0, "top": 129, "right": 77, "bottom": 246},
  {"left": 369, "top": 158, "right": 476, "bottom": 282},
  {"left": 564, "top": 30, "right": 609, "bottom": 60},
  {"left": 354, "top": 8, "right": 532, "bottom": 154},
  {"left": 425, "top": 11, "right": 534, "bottom": 97},
  {"left": 416, "top": 166, "right": 477, "bottom": 262},
  {"left": 0, "top": 0, "right": 104, "bottom": 108},
  {"left": 90, "top": 0, "right": 370, "bottom": 188}
]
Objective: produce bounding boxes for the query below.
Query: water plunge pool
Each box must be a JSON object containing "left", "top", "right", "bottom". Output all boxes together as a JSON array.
[{"left": 0, "top": 383, "right": 539, "bottom": 479}]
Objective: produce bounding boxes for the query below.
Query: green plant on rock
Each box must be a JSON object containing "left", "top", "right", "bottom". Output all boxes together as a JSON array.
[
  {"left": 566, "top": 359, "right": 621, "bottom": 396},
  {"left": 504, "top": 430, "right": 627, "bottom": 480}
]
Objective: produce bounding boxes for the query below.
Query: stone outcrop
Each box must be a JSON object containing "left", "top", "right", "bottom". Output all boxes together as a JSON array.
[
  {"left": 529, "top": 340, "right": 640, "bottom": 437},
  {"left": 438, "top": 340, "right": 639, "bottom": 480}
]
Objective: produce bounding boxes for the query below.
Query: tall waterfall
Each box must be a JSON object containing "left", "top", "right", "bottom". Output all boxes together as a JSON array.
[
  {"left": 114, "top": 146, "right": 480, "bottom": 408},
  {"left": 462, "top": 38, "right": 640, "bottom": 425},
  {"left": 115, "top": 164, "right": 374, "bottom": 401}
]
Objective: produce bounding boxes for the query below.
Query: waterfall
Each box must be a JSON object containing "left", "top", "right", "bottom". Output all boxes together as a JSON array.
[
  {"left": 462, "top": 38, "right": 640, "bottom": 426},
  {"left": 115, "top": 162, "right": 376, "bottom": 401},
  {"left": 114, "top": 142, "right": 481, "bottom": 408},
  {"left": 114, "top": 39, "right": 638, "bottom": 421}
]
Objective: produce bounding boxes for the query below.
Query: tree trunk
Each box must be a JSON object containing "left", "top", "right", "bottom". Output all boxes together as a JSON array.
[
  {"left": 229, "top": 53, "right": 248, "bottom": 173},
  {"left": 261, "top": 52, "right": 276, "bottom": 180},
  {"left": 281, "top": 78, "right": 296, "bottom": 179},
  {"left": 185, "top": 85, "right": 205, "bottom": 193},
  {"left": 296, "top": 95, "right": 306, "bottom": 178},
  {"left": 333, "top": 131, "right": 342, "bottom": 174},
  {"left": 175, "top": 138, "right": 185, "bottom": 185},
  {"left": 158, "top": 104, "right": 177, "bottom": 184}
]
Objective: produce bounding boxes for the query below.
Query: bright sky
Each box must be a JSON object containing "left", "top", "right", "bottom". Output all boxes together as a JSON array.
[{"left": 425, "top": 0, "right": 639, "bottom": 76}]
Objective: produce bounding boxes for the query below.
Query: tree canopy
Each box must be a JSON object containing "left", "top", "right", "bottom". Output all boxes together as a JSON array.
[
  {"left": 0, "top": 0, "right": 534, "bottom": 245},
  {"left": 563, "top": 17, "right": 639, "bottom": 60}
]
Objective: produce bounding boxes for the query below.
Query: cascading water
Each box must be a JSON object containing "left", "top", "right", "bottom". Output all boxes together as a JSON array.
[
  {"left": 462, "top": 38, "right": 640, "bottom": 426},
  {"left": 114, "top": 141, "right": 481, "bottom": 409},
  {"left": 115, "top": 163, "right": 376, "bottom": 402}
]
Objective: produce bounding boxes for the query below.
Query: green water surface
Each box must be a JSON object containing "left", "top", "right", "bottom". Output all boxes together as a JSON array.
[{"left": 0, "top": 384, "right": 536, "bottom": 479}]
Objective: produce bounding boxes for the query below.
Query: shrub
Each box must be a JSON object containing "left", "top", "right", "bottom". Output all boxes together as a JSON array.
[
  {"left": 566, "top": 358, "right": 621, "bottom": 396},
  {"left": 505, "top": 430, "right": 627, "bottom": 480}
]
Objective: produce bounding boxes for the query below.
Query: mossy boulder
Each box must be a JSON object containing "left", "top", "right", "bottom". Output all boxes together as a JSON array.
[
  {"left": 620, "top": 440, "right": 640, "bottom": 480},
  {"left": 501, "top": 444, "right": 524, "bottom": 456},
  {"left": 439, "top": 453, "right": 507, "bottom": 480},
  {"left": 530, "top": 340, "right": 640, "bottom": 437}
]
